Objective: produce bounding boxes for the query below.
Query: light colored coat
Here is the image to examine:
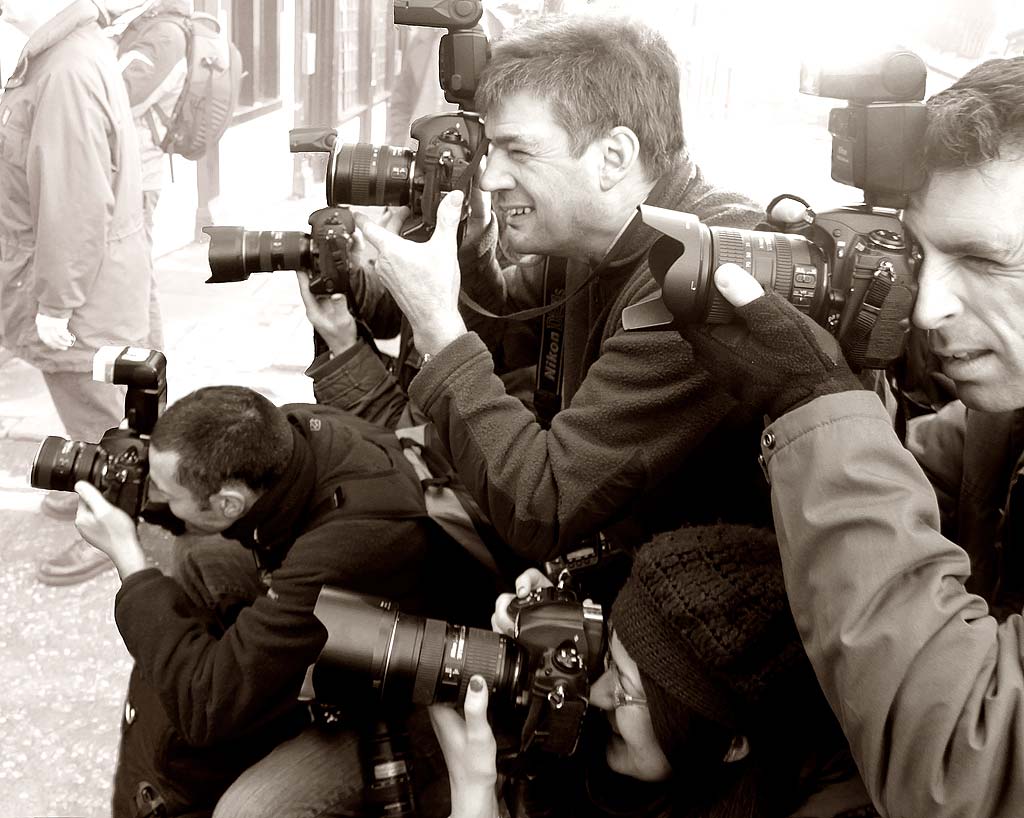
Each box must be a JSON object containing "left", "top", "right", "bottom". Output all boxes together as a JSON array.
[
  {"left": 764, "top": 390, "right": 1024, "bottom": 818},
  {"left": 0, "top": 0, "right": 152, "bottom": 372}
]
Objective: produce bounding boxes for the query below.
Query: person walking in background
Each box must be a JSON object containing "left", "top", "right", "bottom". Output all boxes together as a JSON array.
[
  {"left": 0, "top": 0, "right": 159, "bottom": 585},
  {"left": 112, "top": 0, "right": 188, "bottom": 256}
]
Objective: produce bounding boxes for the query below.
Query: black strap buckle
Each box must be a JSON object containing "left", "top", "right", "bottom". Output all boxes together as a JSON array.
[{"left": 134, "top": 781, "right": 167, "bottom": 818}]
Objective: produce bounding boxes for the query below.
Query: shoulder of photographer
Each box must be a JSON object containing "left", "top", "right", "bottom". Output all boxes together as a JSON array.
[{"left": 762, "top": 376, "right": 1024, "bottom": 816}]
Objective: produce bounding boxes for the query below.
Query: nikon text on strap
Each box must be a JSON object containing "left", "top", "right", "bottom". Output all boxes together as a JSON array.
[{"left": 533, "top": 256, "right": 568, "bottom": 428}]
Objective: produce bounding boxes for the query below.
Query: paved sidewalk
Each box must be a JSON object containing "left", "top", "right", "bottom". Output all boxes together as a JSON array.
[{"left": 0, "top": 192, "right": 335, "bottom": 818}]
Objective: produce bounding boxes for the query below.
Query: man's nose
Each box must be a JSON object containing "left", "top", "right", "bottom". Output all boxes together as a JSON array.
[
  {"left": 478, "top": 152, "right": 514, "bottom": 192},
  {"left": 912, "top": 258, "right": 962, "bottom": 331}
]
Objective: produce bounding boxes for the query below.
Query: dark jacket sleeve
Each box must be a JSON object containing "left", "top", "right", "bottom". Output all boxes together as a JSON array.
[
  {"left": 409, "top": 324, "right": 735, "bottom": 560},
  {"left": 114, "top": 517, "right": 425, "bottom": 745},
  {"left": 410, "top": 191, "right": 761, "bottom": 561},
  {"left": 765, "top": 390, "right": 1024, "bottom": 818},
  {"left": 307, "top": 344, "right": 410, "bottom": 429}
]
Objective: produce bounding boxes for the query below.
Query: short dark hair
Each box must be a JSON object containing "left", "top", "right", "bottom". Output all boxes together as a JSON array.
[
  {"left": 150, "top": 385, "right": 294, "bottom": 502},
  {"left": 476, "top": 15, "right": 685, "bottom": 179},
  {"left": 924, "top": 56, "right": 1024, "bottom": 173}
]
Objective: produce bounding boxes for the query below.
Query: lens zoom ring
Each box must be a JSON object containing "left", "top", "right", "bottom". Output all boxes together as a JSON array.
[
  {"left": 773, "top": 238, "right": 794, "bottom": 297},
  {"left": 714, "top": 229, "right": 748, "bottom": 267},
  {"left": 412, "top": 618, "right": 448, "bottom": 705},
  {"left": 350, "top": 144, "right": 375, "bottom": 204},
  {"left": 457, "top": 629, "right": 503, "bottom": 701},
  {"left": 707, "top": 230, "right": 748, "bottom": 323}
]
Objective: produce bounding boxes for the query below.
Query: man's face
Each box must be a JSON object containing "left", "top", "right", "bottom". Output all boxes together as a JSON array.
[
  {"left": 146, "top": 447, "right": 235, "bottom": 534},
  {"left": 479, "top": 93, "right": 606, "bottom": 259},
  {"left": 905, "top": 157, "right": 1024, "bottom": 412}
]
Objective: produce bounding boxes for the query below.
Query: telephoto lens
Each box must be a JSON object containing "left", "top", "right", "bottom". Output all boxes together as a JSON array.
[
  {"left": 203, "top": 227, "right": 312, "bottom": 282},
  {"left": 312, "top": 588, "right": 524, "bottom": 708}
]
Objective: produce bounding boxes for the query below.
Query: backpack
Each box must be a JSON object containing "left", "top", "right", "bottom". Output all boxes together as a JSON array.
[{"left": 157, "top": 13, "right": 242, "bottom": 160}]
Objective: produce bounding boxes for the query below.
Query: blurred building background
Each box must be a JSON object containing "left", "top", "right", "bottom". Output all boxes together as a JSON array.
[{"left": 4, "top": 0, "right": 1022, "bottom": 256}]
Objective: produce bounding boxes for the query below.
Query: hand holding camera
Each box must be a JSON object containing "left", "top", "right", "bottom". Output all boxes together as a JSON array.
[
  {"left": 356, "top": 190, "right": 468, "bottom": 357},
  {"left": 428, "top": 676, "right": 500, "bottom": 818},
  {"left": 491, "top": 568, "right": 552, "bottom": 636},
  {"left": 685, "top": 264, "right": 863, "bottom": 418},
  {"left": 73, "top": 480, "right": 146, "bottom": 580}
]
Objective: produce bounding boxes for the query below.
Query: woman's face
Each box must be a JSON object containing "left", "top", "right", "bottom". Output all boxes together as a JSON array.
[{"left": 590, "top": 631, "right": 672, "bottom": 782}]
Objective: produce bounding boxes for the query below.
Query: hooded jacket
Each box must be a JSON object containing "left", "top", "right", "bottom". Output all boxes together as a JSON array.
[
  {"left": 109, "top": 404, "right": 481, "bottom": 817},
  {"left": 0, "top": 0, "right": 152, "bottom": 371},
  {"left": 114, "top": 404, "right": 440, "bottom": 746}
]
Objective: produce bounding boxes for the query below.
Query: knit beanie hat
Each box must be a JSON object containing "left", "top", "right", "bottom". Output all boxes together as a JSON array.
[{"left": 611, "top": 523, "right": 805, "bottom": 756}]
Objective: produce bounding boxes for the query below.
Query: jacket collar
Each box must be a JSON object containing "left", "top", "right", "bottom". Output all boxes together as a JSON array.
[
  {"left": 6, "top": 1, "right": 101, "bottom": 89},
  {"left": 601, "top": 152, "right": 698, "bottom": 272},
  {"left": 221, "top": 423, "right": 318, "bottom": 569}
]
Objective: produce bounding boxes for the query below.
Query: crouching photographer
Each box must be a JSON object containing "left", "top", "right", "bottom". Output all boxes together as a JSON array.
[
  {"left": 429, "top": 526, "right": 872, "bottom": 818},
  {"left": 672, "top": 57, "right": 1024, "bottom": 818},
  {"left": 61, "top": 375, "right": 494, "bottom": 818}
]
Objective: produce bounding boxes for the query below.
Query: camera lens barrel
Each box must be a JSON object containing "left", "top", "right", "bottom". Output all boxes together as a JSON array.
[
  {"left": 313, "top": 588, "right": 521, "bottom": 709},
  {"left": 30, "top": 436, "right": 105, "bottom": 493},
  {"left": 329, "top": 143, "right": 414, "bottom": 208},
  {"left": 654, "top": 222, "right": 829, "bottom": 324},
  {"left": 205, "top": 227, "right": 312, "bottom": 281}
]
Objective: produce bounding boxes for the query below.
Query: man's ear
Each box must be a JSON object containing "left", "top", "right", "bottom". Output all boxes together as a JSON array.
[
  {"left": 213, "top": 486, "right": 249, "bottom": 521},
  {"left": 597, "top": 126, "right": 642, "bottom": 191},
  {"left": 722, "top": 734, "right": 750, "bottom": 764}
]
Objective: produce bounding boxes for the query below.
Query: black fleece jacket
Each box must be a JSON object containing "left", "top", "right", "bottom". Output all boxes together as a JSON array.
[
  {"left": 411, "top": 156, "right": 772, "bottom": 559},
  {"left": 114, "top": 404, "right": 435, "bottom": 747}
]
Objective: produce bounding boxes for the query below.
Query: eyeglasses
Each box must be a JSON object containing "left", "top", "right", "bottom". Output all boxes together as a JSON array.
[{"left": 603, "top": 652, "right": 648, "bottom": 708}]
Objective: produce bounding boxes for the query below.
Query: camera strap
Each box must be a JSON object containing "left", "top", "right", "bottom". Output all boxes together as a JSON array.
[
  {"left": 533, "top": 257, "right": 567, "bottom": 428},
  {"left": 843, "top": 267, "right": 894, "bottom": 368}
]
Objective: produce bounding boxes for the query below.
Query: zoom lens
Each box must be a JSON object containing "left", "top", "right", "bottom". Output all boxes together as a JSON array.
[
  {"left": 329, "top": 143, "right": 414, "bottom": 207},
  {"left": 313, "top": 587, "right": 522, "bottom": 708},
  {"left": 643, "top": 211, "right": 830, "bottom": 324},
  {"left": 30, "top": 436, "right": 105, "bottom": 493},
  {"left": 204, "top": 227, "right": 312, "bottom": 282}
]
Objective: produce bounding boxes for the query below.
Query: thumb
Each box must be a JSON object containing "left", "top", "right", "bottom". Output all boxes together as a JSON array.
[
  {"left": 432, "top": 189, "right": 465, "bottom": 239},
  {"left": 75, "top": 480, "right": 105, "bottom": 511},
  {"left": 463, "top": 675, "right": 491, "bottom": 739},
  {"left": 354, "top": 212, "right": 390, "bottom": 252},
  {"left": 713, "top": 263, "right": 765, "bottom": 308}
]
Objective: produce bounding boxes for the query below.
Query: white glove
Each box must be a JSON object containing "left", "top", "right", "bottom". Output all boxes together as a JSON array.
[{"left": 35, "top": 314, "right": 76, "bottom": 351}]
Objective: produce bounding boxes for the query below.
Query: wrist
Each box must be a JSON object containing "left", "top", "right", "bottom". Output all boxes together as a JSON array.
[
  {"left": 326, "top": 335, "right": 358, "bottom": 358},
  {"left": 414, "top": 313, "right": 467, "bottom": 358},
  {"left": 115, "top": 549, "right": 150, "bottom": 581},
  {"left": 449, "top": 782, "right": 499, "bottom": 818}
]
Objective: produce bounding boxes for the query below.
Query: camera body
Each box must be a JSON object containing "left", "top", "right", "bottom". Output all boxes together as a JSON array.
[
  {"left": 286, "top": 0, "right": 489, "bottom": 241},
  {"left": 312, "top": 578, "right": 605, "bottom": 760},
  {"left": 506, "top": 584, "right": 605, "bottom": 757},
  {"left": 204, "top": 206, "right": 356, "bottom": 297},
  {"left": 30, "top": 347, "right": 167, "bottom": 518},
  {"left": 623, "top": 48, "right": 927, "bottom": 371}
]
